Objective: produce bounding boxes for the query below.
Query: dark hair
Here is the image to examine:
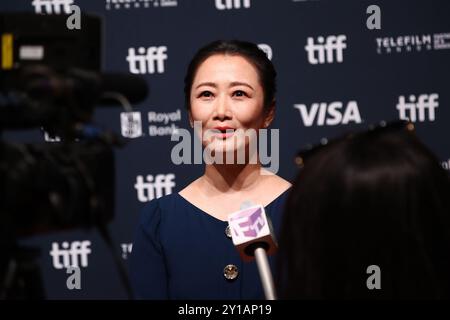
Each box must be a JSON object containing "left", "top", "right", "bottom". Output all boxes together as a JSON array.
[
  {"left": 184, "top": 40, "right": 276, "bottom": 112},
  {"left": 278, "top": 122, "right": 450, "bottom": 299}
]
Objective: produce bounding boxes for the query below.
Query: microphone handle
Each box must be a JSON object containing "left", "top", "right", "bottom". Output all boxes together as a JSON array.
[{"left": 254, "top": 247, "right": 277, "bottom": 300}]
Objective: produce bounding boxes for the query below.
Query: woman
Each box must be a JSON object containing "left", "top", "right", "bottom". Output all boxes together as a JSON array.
[
  {"left": 130, "top": 40, "right": 291, "bottom": 299},
  {"left": 278, "top": 121, "right": 450, "bottom": 299}
]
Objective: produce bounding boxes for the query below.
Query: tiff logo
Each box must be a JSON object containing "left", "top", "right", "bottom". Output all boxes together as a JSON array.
[
  {"left": 127, "top": 46, "right": 168, "bottom": 74},
  {"left": 32, "top": 0, "right": 74, "bottom": 14},
  {"left": 49, "top": 241, "right": 91, "bottom": 269},
  {"left": 305, "top": 35, "right": 347, "bottom": 64},
  {"left": 215, "top": 0, "right": 251, "bottom": 10},
  {"left": 135, "top": 174, "right": 176, "bottom": 202},
  {"left": 294, "top": 101, "right": 362, "bottom": 127},
  {"left": 396, "top": 94, "right": 439, "bottom": 122}
]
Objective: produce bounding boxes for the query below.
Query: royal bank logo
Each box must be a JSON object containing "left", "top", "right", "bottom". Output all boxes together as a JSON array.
[
  {"left": 120, "top": 109, "right": 181, "bottom": 138},
  {"left": 32, "top": 0, "right": 74, "bottom": 14},
  {"left": 121, "top": 112, "right": 143, "bottom": 138},
  {"left": 49, "top": 241, "right": 91, "bottom": 269},
  {"left": 396, "top": 94, "right": 439, "bottom": 122},
  {"left": 376, "top": 33, "right": 450, "bottom": 54},
  {"left": 294, "top": 100, "right": 362, "bottom": 127},
  {"left": 134, "top": 173, "right": 176, "bottom": 202},
  {"left": 215, "top": 0, "right": 251, "bottom": 10},
  {"left": 305, "top": 35, "right": 347, "bottom": 64},
  {"left": 106, "top": 0, "right": 177, "bottom": 10},
  {"left": 148, "top": 109, "right": 181, "bottom": 136}
]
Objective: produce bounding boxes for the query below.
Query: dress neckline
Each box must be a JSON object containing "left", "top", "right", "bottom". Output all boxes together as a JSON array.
[{"left": 176, "top": 187, "right": 291, "bottom": 223}]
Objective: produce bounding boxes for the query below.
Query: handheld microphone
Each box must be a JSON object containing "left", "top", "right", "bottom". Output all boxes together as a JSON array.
[{"left": 228, "top": 202, "right": 277, "bottom": 300}]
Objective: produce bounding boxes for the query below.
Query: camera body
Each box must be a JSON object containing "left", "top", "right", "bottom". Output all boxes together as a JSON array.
[{"left": 0, "top": 12, "right": 114, "bottom": 235}]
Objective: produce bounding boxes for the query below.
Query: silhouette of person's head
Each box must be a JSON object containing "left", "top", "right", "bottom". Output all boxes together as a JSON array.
[{"left": 279, "top": 121, "right": 450, "bottom": 299}]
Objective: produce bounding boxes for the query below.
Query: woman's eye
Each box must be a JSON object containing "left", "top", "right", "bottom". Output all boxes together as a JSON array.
[
  {"left": 233, "top": 90, "right": 247, "bottom": 97},
  {"left": 199, "top": 91, "right": 213, "bottom": 98}
]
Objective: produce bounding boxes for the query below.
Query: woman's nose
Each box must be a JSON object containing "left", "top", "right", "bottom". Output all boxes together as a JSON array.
[{"left": 214, "top": 95, "right": 231, "bottom": 120}]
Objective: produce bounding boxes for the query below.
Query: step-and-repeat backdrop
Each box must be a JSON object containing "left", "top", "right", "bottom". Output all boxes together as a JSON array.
[{"left": 1, "top": 0, "right": 449, "bottom": 299}]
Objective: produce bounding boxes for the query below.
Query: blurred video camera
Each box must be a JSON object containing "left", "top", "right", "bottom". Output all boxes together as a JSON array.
[{"left": 0, "top": 12, "right": 147, "bottom": 235}]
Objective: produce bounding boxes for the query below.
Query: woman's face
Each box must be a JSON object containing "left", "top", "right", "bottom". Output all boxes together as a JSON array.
[{"left": 189, "top": 54, "right": 273, "bottom": 155}]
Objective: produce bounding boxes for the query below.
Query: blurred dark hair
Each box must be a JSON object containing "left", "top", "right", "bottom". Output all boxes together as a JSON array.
[
  {"left": 278, "top": 121, "right": 450, "bottom": 299},
  {"left": 184, "top": 40, "right": 276, "bottom": 112}
]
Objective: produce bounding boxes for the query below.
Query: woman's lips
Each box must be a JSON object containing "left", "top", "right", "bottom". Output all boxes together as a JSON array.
[
  {"left": 215, "top": 131, "right": 234, "bottom": 139},
  {"left": 211, "top": 127, "right": 235, "bottom": 139}
]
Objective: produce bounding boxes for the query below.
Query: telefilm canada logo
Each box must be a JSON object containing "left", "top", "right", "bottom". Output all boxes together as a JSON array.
[
  {"left": 105, "top": 0, "right": 177, "bottom": 10},
  {"left": 376, "top": 33, "right": 450, "bottom": 54}
]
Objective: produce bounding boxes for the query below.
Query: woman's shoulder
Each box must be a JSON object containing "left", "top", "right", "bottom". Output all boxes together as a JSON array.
[
  {"left": 273, "top": 175, "right": 292, "bottom": 190},
  {"left": 178, "top": 177, "right": 201, "bottom": 197},
  {"left": 260, "top": 173, "right": 292, "bottom": 209},
  {"left": 138, "top": 193, "right": 180, "bottom": 225},
  {"left": 261, "top": 171, "right": 292, "bottom": 193}
]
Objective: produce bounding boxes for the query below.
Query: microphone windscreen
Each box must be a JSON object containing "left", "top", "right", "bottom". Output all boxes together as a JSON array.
[{"left": 228, "top": 205, "right": 277, "bottom": 262}]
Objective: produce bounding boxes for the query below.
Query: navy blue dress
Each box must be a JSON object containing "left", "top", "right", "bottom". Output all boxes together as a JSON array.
[{"left": 129, "top": 190, "right": 290, "bottom": 300}]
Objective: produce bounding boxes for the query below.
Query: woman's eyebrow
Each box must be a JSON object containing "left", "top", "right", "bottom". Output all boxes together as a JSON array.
[
  {"left": 229, "top": 81, "right": 254, "bottom": 90},
  {"left": 195, "top": 82, "right": 217, "bottom": 89},
  {"left": 195, "top": 81, "right": 254, "bottom": 90}
]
